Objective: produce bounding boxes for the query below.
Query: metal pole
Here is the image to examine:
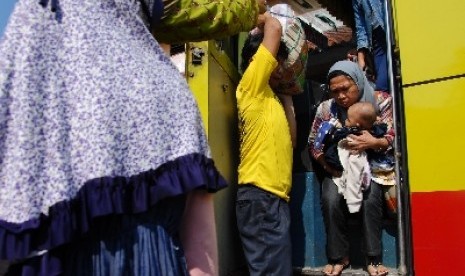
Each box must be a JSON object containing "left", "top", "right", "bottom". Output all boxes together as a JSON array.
[{"left": 383, "top": 0, "right": 408, "bottom": 275}]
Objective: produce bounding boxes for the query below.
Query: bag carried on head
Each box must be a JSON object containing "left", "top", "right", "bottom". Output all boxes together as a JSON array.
[
  {"left": 140, "top": 0, "right": 260, "bottom": 44},
  {"left": 269, "top": 4, "right": 308, "bottom": 95}
]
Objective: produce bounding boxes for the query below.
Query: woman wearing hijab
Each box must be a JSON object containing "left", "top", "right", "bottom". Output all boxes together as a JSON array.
[
  {"left": 308, "top": 60, "right": 394, "bottom": 276},
  {"left": 0, "top": 0, "right": 263, "bottom": 274}
]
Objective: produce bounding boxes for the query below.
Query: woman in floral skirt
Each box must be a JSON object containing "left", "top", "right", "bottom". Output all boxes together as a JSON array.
[{"left": 0, "top": 0, "right": 259, "bottom": 274}]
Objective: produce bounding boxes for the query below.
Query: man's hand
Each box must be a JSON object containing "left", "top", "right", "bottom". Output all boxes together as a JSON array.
[
  {"left": 267, "top": 0, "right": 282, "bottom": 5},
  {"left": 258, "top": 0, "right": 267, "bottom": 14},
  {"left": 256, "top": 13, "right": 267, "bottom": 31}
]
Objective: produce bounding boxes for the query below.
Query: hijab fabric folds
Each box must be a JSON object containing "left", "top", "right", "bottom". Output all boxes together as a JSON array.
[{"left": 327, "top": 60, "right": 378, "bottom": 120}]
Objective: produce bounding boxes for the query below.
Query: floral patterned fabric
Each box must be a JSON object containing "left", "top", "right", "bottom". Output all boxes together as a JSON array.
[{"left": 0, "top": 0, "right": 226, "bottom": 264}]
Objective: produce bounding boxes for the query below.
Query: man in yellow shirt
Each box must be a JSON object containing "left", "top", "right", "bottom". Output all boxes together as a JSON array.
[{"left": 235, "top": 11, "right": 297, "bottom": 276}]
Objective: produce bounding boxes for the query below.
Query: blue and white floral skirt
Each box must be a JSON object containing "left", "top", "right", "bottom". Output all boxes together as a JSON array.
[{"left": 0, "top": 0, "right": 227, "bottom": 274}]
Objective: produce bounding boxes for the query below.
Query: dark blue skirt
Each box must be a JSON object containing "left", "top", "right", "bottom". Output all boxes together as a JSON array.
[{"left": 8, "top": 196, "right": 189, "bottom": 276}]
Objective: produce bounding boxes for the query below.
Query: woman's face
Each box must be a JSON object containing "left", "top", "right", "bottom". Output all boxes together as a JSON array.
[{"left": 328, "top": 75, "right": 360, "bottom": 108}]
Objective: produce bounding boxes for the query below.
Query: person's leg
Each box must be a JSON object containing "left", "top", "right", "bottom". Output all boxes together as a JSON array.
[
  {"left": 236, "top": 185, "right": 292, "bottom": 276},
  {"left": 361, "top": 181, "right": 384, "bottom": 257},
  {"left": 361, "top": 182, "right": 387, "bottom": 275},
  {"left": 372, "top": 27, "right": 389, "bottom": 92},
  {"left": 180, "top": 190, "right": 218, "bottom": 276},
  {"left": 321, "top": 177, "right": 350, "bottom": 275}
]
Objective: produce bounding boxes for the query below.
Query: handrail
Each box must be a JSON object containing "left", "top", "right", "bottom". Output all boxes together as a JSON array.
[{"left": 384, "top": 0, "right": 408, "bottom": 275}]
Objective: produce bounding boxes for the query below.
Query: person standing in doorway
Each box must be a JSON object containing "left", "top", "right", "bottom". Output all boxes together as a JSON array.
[
  {"left": 235, "top": 11, "right": 297, "bottom": 276},
  {"left": 308, "top": 60, "right": 393, "bottom": 276},
  {"left": 353, "top": 0, "right": 390, "bottom": 92}
]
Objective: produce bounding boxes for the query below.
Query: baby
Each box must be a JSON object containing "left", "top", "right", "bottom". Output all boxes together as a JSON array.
[
  {"left": 324, "top": 102, "right": 384, "bottom": 172},
  {"left": 345, "top": 102, "right": 377, "bottom": 131},
  {"left": 324, "top": 102, "right": 393, "bottom": 213}
]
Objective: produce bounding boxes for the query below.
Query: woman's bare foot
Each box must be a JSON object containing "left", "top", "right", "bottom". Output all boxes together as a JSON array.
[
  {"left": 322, "top": 264, "right": 334, "bottom": 275},
  {"left": 367, "top": 263, "right": 389, "bottom": 276},
  {"left": 331, "top": 262, "right": 348, "bottom": 275},
  {"left": 323, "top": 257, "right": 349, "bottom": 276}
]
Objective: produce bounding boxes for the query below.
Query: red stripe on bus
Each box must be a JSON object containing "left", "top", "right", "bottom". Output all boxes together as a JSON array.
[{"left": 411, "top": 191, "right": 465, "bottom": 275}]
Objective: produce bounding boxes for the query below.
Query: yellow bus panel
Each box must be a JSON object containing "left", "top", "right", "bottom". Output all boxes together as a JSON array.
[
  {"left": 395, "top": 0, "right": 465, "bottom": 84},
  {"left": 404, "top": 77, "right": 465, "bottom": 192}
]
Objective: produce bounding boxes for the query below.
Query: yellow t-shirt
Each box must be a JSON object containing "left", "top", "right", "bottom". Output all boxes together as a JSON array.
[{"left": 236, "top": 45, "right": 293, "bottom": 201}]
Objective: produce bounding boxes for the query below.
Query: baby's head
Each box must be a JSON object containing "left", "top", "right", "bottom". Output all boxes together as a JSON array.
[{"left": 345, "top": 102, "right": 377, "bottom": 130}]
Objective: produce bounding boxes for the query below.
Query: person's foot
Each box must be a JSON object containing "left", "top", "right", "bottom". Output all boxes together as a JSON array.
[
  {"left": 331, "top": 262, "right": 349, "bottom": 275},
  {"left": 322, "top": 264, "right": 334, "bottom": 275},
  {"left": 367, "top": 263, "right": 389, "bottom": 276},
  {"left": 322, "top": 257, "right": 349, "bottom": 276}
]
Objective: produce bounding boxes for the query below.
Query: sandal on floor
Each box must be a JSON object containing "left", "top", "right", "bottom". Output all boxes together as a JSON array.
[
  {"left": 323, "top": 257, "right": 349, "bottom": 276},
  {"left": 367, "top": 262, "right": 389, "bottom": 276}
]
